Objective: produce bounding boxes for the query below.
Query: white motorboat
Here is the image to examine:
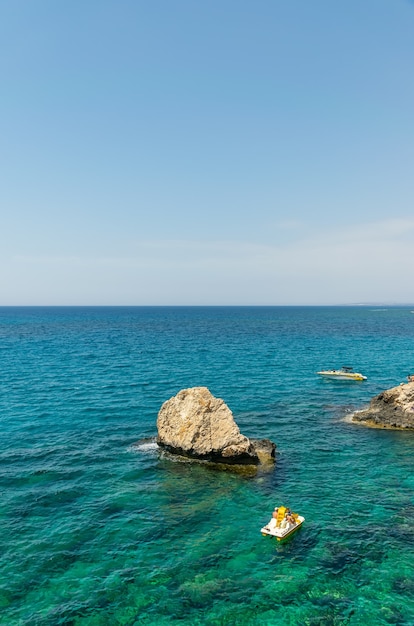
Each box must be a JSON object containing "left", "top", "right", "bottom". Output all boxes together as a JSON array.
[
  {"left": 261, "top": 506, "right": 305, "bottom": 541},
  {"left": 317, "top": 366, "right": 367, "bottom": 381}
]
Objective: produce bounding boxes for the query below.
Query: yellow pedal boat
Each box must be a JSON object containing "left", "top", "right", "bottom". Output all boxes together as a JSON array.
[{"left": 261, "top": 506, "right": 305, "bottom": 541}]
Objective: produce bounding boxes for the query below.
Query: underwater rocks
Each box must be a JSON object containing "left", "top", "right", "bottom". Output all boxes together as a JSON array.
[
  {"left": 156, "top": 386, "right": 276, "bottom": 465},
  {"left": 352, "top": 381, "right": 414, "bottom": 429}
]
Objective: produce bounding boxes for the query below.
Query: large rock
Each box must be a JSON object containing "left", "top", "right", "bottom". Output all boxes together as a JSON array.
[
  {"left": 157, "top": 387, "right": 276, "bottom": 465},
  {"left": 352, "top": 381, "right": 414, "bottom": 428}
]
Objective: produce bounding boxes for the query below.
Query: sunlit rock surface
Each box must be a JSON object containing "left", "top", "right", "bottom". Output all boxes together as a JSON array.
[
  {"left": 157, "top": 386, "right": 276, "bottom": 464},
  {"left": 352, "top": 381, "right": 414, "bottom": 429}
]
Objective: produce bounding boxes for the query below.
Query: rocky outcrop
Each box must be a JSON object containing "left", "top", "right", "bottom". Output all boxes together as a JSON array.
[
  {"left": 352, "top": 381, "right": 414, "bottom": 428},
  {"left": 157, "top": 386, "right": 276, "bottom": 465}
]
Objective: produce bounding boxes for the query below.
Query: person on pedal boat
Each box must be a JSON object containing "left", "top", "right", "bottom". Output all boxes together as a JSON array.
[{"left": 280, "top": 510, "right": 296, "bottom": 530}]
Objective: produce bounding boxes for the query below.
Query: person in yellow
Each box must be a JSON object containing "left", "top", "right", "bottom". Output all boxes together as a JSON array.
[{"left": 280, "top": 510, "right": 296, "bottom": 530}]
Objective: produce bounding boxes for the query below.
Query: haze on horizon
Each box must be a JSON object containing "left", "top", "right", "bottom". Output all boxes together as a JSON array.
[{"left": 1, "top": 0, "right": 413, "bottom": 306}]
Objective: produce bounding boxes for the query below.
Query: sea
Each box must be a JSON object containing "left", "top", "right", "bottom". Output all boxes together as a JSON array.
[{"left": 1, "top": 306, "right": 414, "bottom": 626}]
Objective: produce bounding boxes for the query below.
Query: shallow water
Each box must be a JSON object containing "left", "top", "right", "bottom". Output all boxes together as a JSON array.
[{"left": 1, "top": 306, "right": 414, "bottom": 625}]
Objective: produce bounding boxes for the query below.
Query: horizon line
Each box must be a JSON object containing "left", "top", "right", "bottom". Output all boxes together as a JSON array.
[{"left": 1, "top": 303, "right": 414, "bottom": 308}]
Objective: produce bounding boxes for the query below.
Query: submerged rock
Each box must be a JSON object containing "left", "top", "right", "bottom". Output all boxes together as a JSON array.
[
  {"left": 156, "top": 386, "right": 276, "bottom": 465},
  {"left": 352, "top": 381, "right": 414, "bottom": 429}
]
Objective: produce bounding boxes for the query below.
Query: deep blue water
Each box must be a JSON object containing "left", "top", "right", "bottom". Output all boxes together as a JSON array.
[{"left": 1, "top": 306, "right": 414, "bottom": 625}]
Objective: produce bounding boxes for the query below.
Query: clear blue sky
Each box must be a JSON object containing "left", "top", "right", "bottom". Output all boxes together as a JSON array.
[{"left": 1, "top": 0, "right": 413, "bottom": 305}]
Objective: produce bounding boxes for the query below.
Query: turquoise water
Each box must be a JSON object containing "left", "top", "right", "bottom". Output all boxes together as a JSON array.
[{"left": 1, "top": 306, "right": 414, "bottom": 625}]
